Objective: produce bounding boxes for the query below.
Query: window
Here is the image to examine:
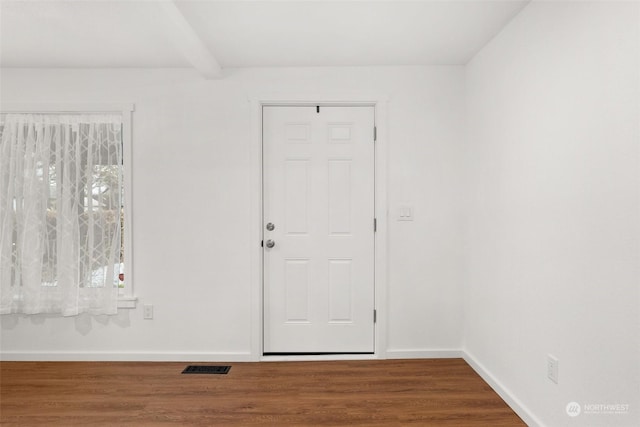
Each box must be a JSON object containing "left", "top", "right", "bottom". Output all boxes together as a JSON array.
[{"left": 0, "top": 105, "right": 135, "bottom": 315}]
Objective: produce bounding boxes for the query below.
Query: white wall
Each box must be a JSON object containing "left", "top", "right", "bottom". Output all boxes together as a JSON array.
[
  {"left": 0, "top": 66, "right": 466, "bottom": 360},
  {"left": 465, "top": 2, "right": 640, "bottom": 426},
  {"left": 7, "top": 3, "right": 637, "bottom": 423}
]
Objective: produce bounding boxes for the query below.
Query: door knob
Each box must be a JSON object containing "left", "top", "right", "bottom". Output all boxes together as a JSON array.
[
  {"left": 265, "top": 239, "right": 276, "bottom": 248},
  {"left": 266, "top": 222, "right": 275, "bottom": 231}
]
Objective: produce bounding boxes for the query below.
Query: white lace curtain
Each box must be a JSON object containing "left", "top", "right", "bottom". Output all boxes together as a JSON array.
[{"left": 0, "top": 114, "right": 123, "bottom": 316}]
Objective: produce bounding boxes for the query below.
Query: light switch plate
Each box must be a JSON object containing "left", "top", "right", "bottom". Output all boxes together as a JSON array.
[{"left": 397, "top": 206, "right": 414, "bottom": 221}]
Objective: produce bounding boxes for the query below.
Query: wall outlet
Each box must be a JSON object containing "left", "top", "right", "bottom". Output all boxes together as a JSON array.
[
  {"left": 143, "top": 304, "right": 154, "bottom": 320},
  {"left": 547, "top": 354, "right": 559, "bottom": 384}
]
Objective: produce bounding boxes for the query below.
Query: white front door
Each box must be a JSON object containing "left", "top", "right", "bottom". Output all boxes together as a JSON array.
[{"left": 263, "top": 105, "right": 375, "bottom": 354}]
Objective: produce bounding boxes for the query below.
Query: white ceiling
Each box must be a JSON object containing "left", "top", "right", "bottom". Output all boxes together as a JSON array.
[{"left": 0, "top": 0, "right": 530, "bottom": 71}]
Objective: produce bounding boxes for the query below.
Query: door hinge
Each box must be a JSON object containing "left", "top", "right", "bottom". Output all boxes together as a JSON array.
[
  {"left": 374, "top": 309, "right": 377, "bottom": 323},
  {"left": 374, "top": 126, "right": 377, "bottom": 142},
  {"left": 374, "top": 218, "right": 377, "bottom": 232}
]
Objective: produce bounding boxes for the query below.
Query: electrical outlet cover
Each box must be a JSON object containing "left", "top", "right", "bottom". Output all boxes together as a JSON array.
[
  {"left": 547, "top": 354, "right": 559, "bottom": 384},
  {"left": 143, "top": 304, "right": 154, "bottom": 319}
]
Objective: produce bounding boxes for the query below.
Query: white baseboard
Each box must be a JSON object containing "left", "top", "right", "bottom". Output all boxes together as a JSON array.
[
  {"left": 261, "top": 353, "right": 379, "bottom": 362},
  {"left": 0, "top": 352, "right": 254, "bottom": 362},
  {"left": 463, "top": 350, "right": 544, "bottom": 427},
  {"left": 385, "top": 349, "right": 464, "bottom": 359}
]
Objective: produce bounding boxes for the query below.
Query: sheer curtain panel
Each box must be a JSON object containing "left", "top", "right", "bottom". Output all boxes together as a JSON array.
[{"left": 0, "top": 114, "right": 123, "bottom": 316}]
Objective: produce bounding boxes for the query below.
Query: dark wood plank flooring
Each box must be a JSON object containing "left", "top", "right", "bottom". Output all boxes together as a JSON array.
[{"left": 1, "top": 358, "right": 525, "bottom": 426}]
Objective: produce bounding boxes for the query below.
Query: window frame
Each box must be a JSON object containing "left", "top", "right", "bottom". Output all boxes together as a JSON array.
[{"left": 0, "top": 103, "right": 136, "bottom": 308}]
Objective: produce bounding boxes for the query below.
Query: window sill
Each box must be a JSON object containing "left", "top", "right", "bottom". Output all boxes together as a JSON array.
[{"left": 118, "top": 296, "right": 138, "bottom": 309}]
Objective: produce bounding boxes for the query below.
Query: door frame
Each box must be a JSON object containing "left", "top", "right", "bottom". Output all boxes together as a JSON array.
[{"left": 249, "top": 95, "right": 389, "bottom": 361}]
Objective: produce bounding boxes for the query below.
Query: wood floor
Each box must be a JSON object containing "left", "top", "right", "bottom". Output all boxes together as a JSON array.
[{"left": 1, "top": 358, "right": 525, "bottom": 426}]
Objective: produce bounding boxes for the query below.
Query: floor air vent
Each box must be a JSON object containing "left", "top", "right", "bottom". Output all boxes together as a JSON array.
[{"left": 182, "top": 365, "right": 231, "bottom": 375}]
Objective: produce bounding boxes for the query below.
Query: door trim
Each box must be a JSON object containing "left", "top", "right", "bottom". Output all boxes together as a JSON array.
[{"left": 249, "top": 95, "right": 389, "bottom": 361}]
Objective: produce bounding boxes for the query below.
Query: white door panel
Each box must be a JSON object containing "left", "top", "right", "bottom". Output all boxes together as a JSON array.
[{"left": 263, "top": 106, "right": 375, "bottom": 353}]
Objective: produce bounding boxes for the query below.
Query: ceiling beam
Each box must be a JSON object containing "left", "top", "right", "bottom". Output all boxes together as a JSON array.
[{"left": 156, "top": 1, "right": 222, "bottom": 79}]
